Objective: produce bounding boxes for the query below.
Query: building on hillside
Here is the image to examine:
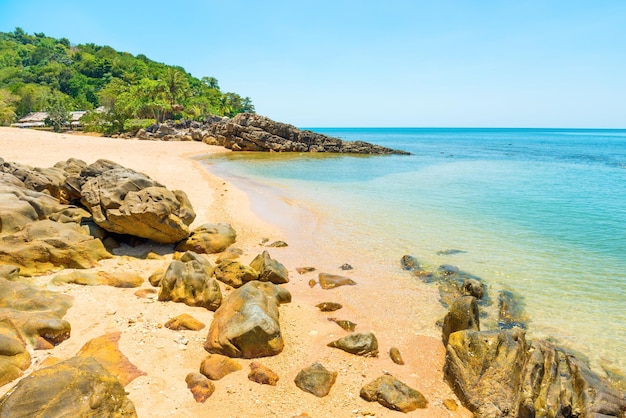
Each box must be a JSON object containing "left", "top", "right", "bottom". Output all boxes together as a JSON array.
[{"left": 12, "top": 111, "right": 88, "bottom": 128}]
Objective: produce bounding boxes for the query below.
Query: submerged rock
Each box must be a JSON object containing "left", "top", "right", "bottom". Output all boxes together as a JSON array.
[
  {"left": 442, "top": 296, "right": 480, "bottom": 345},
  {"left": 294, "top": 362, "right": 337, "bottom": 397},
  {"left": 498, "top": 289, "right": 528, "bottom": 330},
  {"left": 360, "top": 375, "right": 428, "bottom": 412}
]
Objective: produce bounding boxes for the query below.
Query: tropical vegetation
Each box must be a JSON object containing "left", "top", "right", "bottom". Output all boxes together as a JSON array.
[{"left": 0, "top": 28, "right": 254, "bottom": 133}]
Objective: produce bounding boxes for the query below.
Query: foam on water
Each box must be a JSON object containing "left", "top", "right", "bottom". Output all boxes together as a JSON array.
[{"left": 204, "top": 128, "right": 626, "bottom": 374}]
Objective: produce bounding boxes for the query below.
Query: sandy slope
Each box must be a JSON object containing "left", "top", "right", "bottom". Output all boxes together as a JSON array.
[{"left": 0, "top": 127, "right": 470, "bottom": 417}]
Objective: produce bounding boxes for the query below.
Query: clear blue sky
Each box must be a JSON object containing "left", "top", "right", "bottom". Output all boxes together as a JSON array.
[{"left": 1, "top": 0, "right": 624, "bottom": 128}]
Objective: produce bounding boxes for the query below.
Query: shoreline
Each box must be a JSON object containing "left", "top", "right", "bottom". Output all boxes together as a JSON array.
[{"left": 0, "top": 128, "right": 470, "bottom": 417}]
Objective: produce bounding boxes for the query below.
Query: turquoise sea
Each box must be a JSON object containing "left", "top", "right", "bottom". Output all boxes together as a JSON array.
[{"left": 204, "top": 128, "right": 626, "bottom": 374}]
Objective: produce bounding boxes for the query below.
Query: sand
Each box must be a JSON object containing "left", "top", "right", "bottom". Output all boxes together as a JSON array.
[{"left": 0, "top": 127, "right": 471, "bottom": 417}]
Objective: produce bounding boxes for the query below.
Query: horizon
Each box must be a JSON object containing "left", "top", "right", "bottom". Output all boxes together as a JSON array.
[{"left": 1, "top": 1, "right": 625, "bottom": 129}]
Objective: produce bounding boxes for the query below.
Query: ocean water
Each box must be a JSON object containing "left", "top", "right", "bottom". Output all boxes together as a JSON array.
[{"left": 204, "top": 128, "right": 626, "bottom": 374}]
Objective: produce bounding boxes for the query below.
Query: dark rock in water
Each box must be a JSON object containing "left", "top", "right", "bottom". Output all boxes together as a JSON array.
[
  {"left": 498, "top": 289, "right": 528, "bottom": 330},
  {"left": 429, "top": 264, "right": 490, "bottom": 308},
  {"left": 294, "top": 362, "right": 337, "bottom": 397},
  {"left": 175, "top": 222, "right": 236, "bottom": 254},
  {"left": 444, "top": 329, "right": 626, "bottom": 418},
  {"left": 328, "top": 318, "right": 357, "bottom": 332},
  {"left": 0, "top": 356, "right": 137, "bottom": 417},
  {"left": 248, "top": 361, "right": 279, "bottom": 386},
  {"left": 316, "top": 302, "right": 342, "bottom": 312},
  {"left": 462, "top": 278, "right": 485, "bottom": 300},
  {"left": 203, "top": 113, "right": 410, "bottom": 154},
  {"left": 442, "top": 296, "right": 480, "bottom": 345},
  {"left": 340, "top": 263, "right": 353, "bottom": 270},
  {"left": 360, "top": 375, "right": 428, "bottom": 412},
  {"left": 204, "top": 281, "right": 291, "bottom": 358},
  {"left": 400, "top": 255, "right": 421, "bottom": 271},
  {"left": 318, "top": 273, "right": 356, "bottom": 289},
  {"left": 389, "top": 347, "right": 405, "bottom": 365},
  {"left": 186, "top": 372, "right": 215, "bottom": 403},
  {"left": 328, "top": 332, "right": 378, "bottom": 357},
  {"left": 436, "top": 249, "right": 467, "bottom": 255},
  {"left": 249, "top": 250, "right": 289, "bottom": 284},
  {"left": 157, "top": 259, "right": 222, "bottom": 311}
]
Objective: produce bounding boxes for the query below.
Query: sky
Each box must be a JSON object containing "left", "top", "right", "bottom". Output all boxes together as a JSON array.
[{"left": 0, "top": 0, "right": 624, "bottom": 128}]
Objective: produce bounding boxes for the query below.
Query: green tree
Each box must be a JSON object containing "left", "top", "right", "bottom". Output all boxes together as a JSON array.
[
  {"left": 0, "top": 88, "right": 18, "bottom": 124},
  {"left": 44, "top": 96, "right": 70, "bottom": 131}
]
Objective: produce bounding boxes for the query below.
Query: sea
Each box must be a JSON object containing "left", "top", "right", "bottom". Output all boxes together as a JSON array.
[{"left": 203, "top": 127, "right": 626, "bottom": 375}]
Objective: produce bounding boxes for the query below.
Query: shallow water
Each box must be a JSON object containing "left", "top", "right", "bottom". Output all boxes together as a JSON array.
[{"left": 204, "top": 128, "right": 626, "bottom": 373}]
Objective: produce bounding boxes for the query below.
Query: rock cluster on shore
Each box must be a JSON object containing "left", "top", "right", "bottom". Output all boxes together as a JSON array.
[{"left": 133, "top": 113, "right": 410, "bottom": 154}]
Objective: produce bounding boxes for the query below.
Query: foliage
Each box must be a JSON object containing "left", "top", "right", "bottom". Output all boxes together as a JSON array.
[
  {"left": 44, "top": 96, "right": 71, "bottom": 131},
  {"left": 0, "top": 28, "right": 255, "bottom": 131}
]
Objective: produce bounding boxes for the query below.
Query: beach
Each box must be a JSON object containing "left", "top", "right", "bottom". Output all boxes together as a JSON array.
[{"left": 0, "top": 127, "right": 470, "bottom": 417}]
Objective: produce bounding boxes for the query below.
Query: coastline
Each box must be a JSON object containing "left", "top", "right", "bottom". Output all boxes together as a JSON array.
[{"left": 0, "top": 127, "right": 470, "bottom": 417}]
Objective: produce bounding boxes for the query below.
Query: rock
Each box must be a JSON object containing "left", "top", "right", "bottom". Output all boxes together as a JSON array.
[
  {"left": 443, "top": 398, "right": 459, "bottom": 411},
  {"left": 436, "top": 249, "right": 467, "bottom": 255},
  {"left": 199, "top": 353, "right": 242, "bottom": 380},
  {"left": 164, "top": 314, "right": 205, "bottom": 331},
  {"left": 248, "top": 361, "right": 279, "bottom": 386},
  {"left": 50, "top": 270, "right": 144, "bottom": 288},
  {"left": 80, "top": 163, "right": 195, "bottom": 243},
  {"left": 0, "top": 356, "right": 137, "bottom": 417},
  {"left": 0, "top": 330, "right": 31, "bottom": 387},
  {"left": 328, "top": 318, "right": 357, "bottom": 332},
  {"left": 308, "top": 279, "right": 317, "bottom": 288},
  {"left": 175, "top": 222, "right": 236, "bottom": 254},
  {"left": 0, "top": 219, "right": 111, "bottom": 275},
  {"left": 215, "top": 246, "right": 243, "bottom": 263},
  {"left": 0, "top": 277, "right": 72, "bottom": 316},
  {"left": 214, "top": 259, "right": 259, "bottom": 288},
  {"left": 134, "top": 288, "right": 157, "bottom": 299},
  {"left": 296, "top": 267, "right": 316, "bottom": 274},
  {"left": 204, "top": 281, "right": 291, "bottom": 358},
  {"left": 340, "top": 263, "right": 353, "bottom": 270},
  {"left": 0, "top": 265, "right": 19, "bottom": 280},
  {"left": 498, "top": 289, "right": 527, "bottom": 329},
  {"left": 318, "top": 273, "right": 357, "bottom": 289},
  {"left": 186, "top": 372, "right": 215, "bottom": 403},
  {"left": 0, "top": 309, "right": 71, "bottom": 350},
  {"left": 0, "top": 160, "right": 68, "bottom": 199},
  {"left": 148, "top": 268, "right": 165, "bottom": 287},
  {"left": 400, "top": 254, "right": 421, "bottom": 271},
  {"left": 360, "top": 375, "right": 428, "bottom": 412},
  {"left": 76, "top": 332, "right": 146, "bottom": 386},
  {"left": 205, "top": 113, "right": 410, "bottom": 154},
  {"left": 462, "top": 278, "right": 485, "bottom": 300},
  {"left": 175, "top": 250, "right": 214, "bottom": 271},
  {"left": 389, "top": 347, "right": 404, "bottom": 365},
  {"left": 268, "top": 240, "right": 288, "bottom": 247},
  {"left": 315, "top": 302, "right": 342, "bottom": 312},
  {"left": 249, "top": 250, "right": 289, "bottom": 284},
  {"left": 442, "top": 296, "right": 480, "bottom": 345},
  {"left": 294, "top": 363, "right": 337, "bottom": 397},
  {"left": 327, "top": 332, "right": 378, "bottom": 357},
  {"left": 158, "top": 259, "right": 222, "bottom": 311}
]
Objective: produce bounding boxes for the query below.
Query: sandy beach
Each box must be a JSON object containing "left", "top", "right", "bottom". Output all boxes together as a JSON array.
[{"left": 0, "top": 127, "right": 470, "bottom": 417}]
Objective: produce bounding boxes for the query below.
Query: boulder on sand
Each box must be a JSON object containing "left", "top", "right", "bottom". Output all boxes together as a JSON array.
[
  {"left": 360, "top": 375, "right": 428, "bottom": 412},
  {"left": 175, "top": 222, "right": 236, "bottom": 254},
  {"left": 157, "top": 259, "right": 222, "bottom": 311},
  {"left": 204, "top": 281, "right": 291, "bottom": 358}
]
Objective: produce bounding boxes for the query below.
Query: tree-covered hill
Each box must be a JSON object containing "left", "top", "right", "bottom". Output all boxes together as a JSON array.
[{"left": 0, "top": 28, "right": 254, "bottom": 132}]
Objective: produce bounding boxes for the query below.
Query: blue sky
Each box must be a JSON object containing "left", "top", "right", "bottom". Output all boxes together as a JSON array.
[{"left": 1, "top": 0, "right": 624, "bottom": 127}]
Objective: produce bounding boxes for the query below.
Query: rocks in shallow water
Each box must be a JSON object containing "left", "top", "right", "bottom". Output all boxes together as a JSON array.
[
  {"left": 315, "top": 302, "right": 342, "bottom": 312},
  {"left": 0, "top": 219, "right": 111, "bottom": 275},
  {"left": 318, "top": 273, "right": 356, "bottom": 289},
  {"left": 186, "top": 372, "right": 215, "bottom": 403},
  {"left": 461, "top": 278, "right": 485, "bottom": 300},
  {"left": 157, "top": 259, "right": 222, "bottom": 311},
  {"left": 249, "top": 250, "right": 289, "bottom": 284},
  {"left": 400, "top": 254, "right": 422, "bottom": 271},
  {"left": 327, "top": 332, "right": 378, "bottom": 357},
  {"left": 436, "top": 249, "right": 467, "bottom": 255},
  {"left": 328, "top": 318, "right": 357, "bottom": 332},
  {"left": 51, "top": 270, "right": 144, "bottom": 288},
  {"left": 165, "top": 314, "right": 205, "bottom": 331},
  {"left": 214, "top": 259, "right": 259, "bottom": 288},
  {"left": 200, "top": 353, "right": 242, "bottom": 380},
  {"left": 294, "top": 362, "right": 337, "bottom": 397},
  {"left": 80, "top": 162, "right": 195, "bottom": 243},
  {"left": 175, "top": 222, "right": 236, "bottom": 254},
  {"left": 498, "top": 289, "right": 527, "bottom": 329},
  {"left": 0, "top": 356, "right": 137, "bottom": 417},
  {"left": 442, "top": 296, "right": 480, "bottom": 345},
  {"left": 204, "top": 281, "right": 291, "bottom": 358},
  {"left": 248, "top": 361, "right": 279, "bottom": 386},
  {"left": 360, "top": 375, "right": 428, "bottom": 412},
  {"left": 389, "top": 347, "right": 405, "bottom": 365}
]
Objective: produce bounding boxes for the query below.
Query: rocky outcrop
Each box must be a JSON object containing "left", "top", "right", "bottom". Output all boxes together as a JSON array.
[
  {"left": 80, "top": 162, "right": 195, "bottom": 243},
  {"left": 360, "top": 375, "right": 428, "bottom": 412},
  {"left": 157, "top": 259, "right": 222, "bottom": 311},
  {"left": 0, "top": 356, "right": 137, "bottom": 417},
  {"left": 204, "top": 281, "right": 291, "bottom": 358}
]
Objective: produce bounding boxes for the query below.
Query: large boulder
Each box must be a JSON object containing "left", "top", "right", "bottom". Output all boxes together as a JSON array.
[
  {"left": 360, "top": 375, "right": 428, "bottom": 412},
  {"left": 0, "top": 160, "right": 69, "bottom": 199},
  {"left": 214, "top": 259, "right": 259, "bottom": 288},
  {"left": 0, "top": 220, "right": 111, "bottom": 275},
  {"left": 157, "top": 259, "right": 222, "bottom": 311},
  {"left": 204, "top": 281, "right": 291, "bottom": 358},
  {"left": 80, "top": 163, "right": 195, "bottom": 243},
  {"left": 249, "top": 250, "right": 289, "bottom": 284},
  {"left": 0, "top": 356, "right": 137, "bottom": 417},
  {"left": 175, "top": 223, "right": 236, "bottom": 254}
]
